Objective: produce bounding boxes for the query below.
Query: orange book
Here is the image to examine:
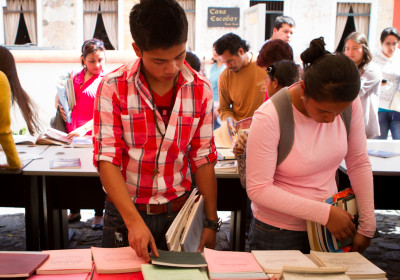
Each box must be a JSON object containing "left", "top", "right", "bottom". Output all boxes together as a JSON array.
[{"left": 36, "top": 249, "right": 92, "bottom": 275}]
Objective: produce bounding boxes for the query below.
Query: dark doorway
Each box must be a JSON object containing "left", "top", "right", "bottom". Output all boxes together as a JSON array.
[
  {"left": 250, "top": 1, "right": 284, "bottom": 41},
  {"left": 14, "top": 13, "right": 32, "bottom": 45},
  {"left": 336, "top": 6, "right": 356, "bottom": 52},
  {"left": 93, "top": 13, "right": 115, "bottom": 50}
]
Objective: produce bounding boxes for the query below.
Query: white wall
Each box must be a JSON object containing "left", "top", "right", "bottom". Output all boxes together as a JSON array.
[
  {"left": 285, "top": 0, "right": 383, "bottom": 63},
  {"left": 194, "top": 0, "right": 249, "bottom": 60}
]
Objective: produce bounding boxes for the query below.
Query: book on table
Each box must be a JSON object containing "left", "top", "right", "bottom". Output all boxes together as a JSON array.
[
  {"left": 50, "top": 158, "right": 81, "bottom": 169},
  {"left": 166, "top": 188, "right": 204, "bottom": 252},
  {"left": 141, "top": 264, "right": 208, "bottom": 280},
  {"left": 28, "top": 273, "right": 91, "bottom": 280},
  {"left": 204, "top": 248, "right": 268, "bottom": 279},
  {"left": 278, "top": 266, "right": 350, "bottom": 280},
  {"left": 71, "top": 136, "right": 93, "bottom": 148},
  {"left": 367, "top": 149, "right": 400, "bottom": 158},
  {"left": 0, "top": 252, "right": 49, "bottom": 278},
  {"left": 251, "top": 250, "right": 318, "bottom": 275},
  {"left": 214, "top": 159, "right": 238, "bottom": 173},
  {"left": 36, "top": 249, "right": 92, "bottom": 274},
  {"left": 309, "top": 251, "right": 387, "bottom": 279},
  {"left": 306, "top": 188, "right": 358, "bottom": 252},
  {"left": 150, "top": 250, "right": 207, "bottom": 268},
  {"left": 91, "top": 246, "right": 146, "bottom": 274},
  {"left": 91, "top": 269, "right": 144, "bottom": 280},
  {"left": 33, "top": 128, "right": 73, "bottom": 145}
]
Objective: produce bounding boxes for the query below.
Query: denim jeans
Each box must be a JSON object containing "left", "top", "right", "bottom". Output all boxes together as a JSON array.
[
  {"left": 102, "top": 199, "right": 178, "bottom": 250},
  {"left": 376, "top": 110, "right": 400, "bottom": 140},
  {"left": 249, "top": 217, "right": 310, "bottom": 254}
]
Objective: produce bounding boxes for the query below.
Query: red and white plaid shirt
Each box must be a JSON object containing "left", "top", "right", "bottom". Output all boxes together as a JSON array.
[{"left": 93, "top": 59, "right": 217, "bottom": 204}]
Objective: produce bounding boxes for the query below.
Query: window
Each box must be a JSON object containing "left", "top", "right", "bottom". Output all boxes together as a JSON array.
[
  {"left": 250, "top": 0, "right": 284, "bottom": 41},
  {"left": 4, "top": 0, "right": 36, "bottom": 45},
  {"left": 177, "top": 0, "right": 195, "bottom": 51},
  {"left": 335, "top": 3, "right": 370, "bottom": 52},
  {"left": 83, "top": 0, "right": 118, "bottom": 50}
]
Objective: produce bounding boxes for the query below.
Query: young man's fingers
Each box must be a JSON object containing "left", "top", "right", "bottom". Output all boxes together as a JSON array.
[{"left": 149, "top": 237, "right": 159, "bottom": 258}]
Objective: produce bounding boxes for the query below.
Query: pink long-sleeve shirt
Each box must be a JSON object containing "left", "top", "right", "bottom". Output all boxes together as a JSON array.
[{"left": 246, "top": 94, "right": 376, "bottom": 238}]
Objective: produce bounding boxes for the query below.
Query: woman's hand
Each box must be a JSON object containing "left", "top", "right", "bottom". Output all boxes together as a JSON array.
[
  {"left": 58, "top": 105, "right": 68, "bottom": 122},
  {"left": 326, "top": 205, "right": 356, "bottom": 241},
  {"left": 351, "top": 232, "right": 371, "bottom": 253},
  {"left": 233, "top": 134, "right": 248, "bottom": 157}
]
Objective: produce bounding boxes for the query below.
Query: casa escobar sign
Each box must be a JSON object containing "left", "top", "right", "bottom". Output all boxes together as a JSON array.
[{"left": 208, "top": 7, "right": 239, "bottom": 27}]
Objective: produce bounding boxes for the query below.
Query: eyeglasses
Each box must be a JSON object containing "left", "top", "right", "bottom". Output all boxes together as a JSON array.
[{"left": 82, "top": 40, "right": 104, "bottom": 52}]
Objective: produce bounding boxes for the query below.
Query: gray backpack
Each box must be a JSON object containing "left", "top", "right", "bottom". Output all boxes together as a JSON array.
[{"left": 238, "top": 87, "right": 351, "bottom": 188}]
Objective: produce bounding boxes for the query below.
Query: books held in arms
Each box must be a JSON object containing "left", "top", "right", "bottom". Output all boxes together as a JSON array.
[
  {"left": 50, "top": 158, "right": 81, "bottom": 169},
  {"left": 306, "top": 188, "right": 358, "bottom": 252},
  {"left": 56, "top": 72, "right": 75, "bottom": 124},
  {"left": 166, "top": 188, "right": 204, "bottom": 252}
]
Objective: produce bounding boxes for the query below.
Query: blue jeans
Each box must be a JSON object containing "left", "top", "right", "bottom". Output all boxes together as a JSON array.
[
  {"left": 376, "top": 111, "right": 400, "bottom": 140},
  {"left": 102, "top": 199, "right": 178, "bottom": 249},
  {"left": 249, "top": 217, "right": 310, "bottom": 254}
]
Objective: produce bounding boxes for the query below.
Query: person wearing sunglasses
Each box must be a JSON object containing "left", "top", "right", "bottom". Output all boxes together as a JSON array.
[{"left": 246, "top": 37, "right": 376, "bottom": 253}]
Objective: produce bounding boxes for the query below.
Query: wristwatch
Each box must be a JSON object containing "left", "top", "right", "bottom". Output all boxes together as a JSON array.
[{"left": 203, "top": 218, "right": 222, "bottom": 232}]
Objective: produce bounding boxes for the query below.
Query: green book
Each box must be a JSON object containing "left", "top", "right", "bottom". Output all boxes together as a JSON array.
[
  {"left": 141, "top": 264, "right": 205, "bottom": 280},
  {"left": 150, "top": 250, "right": 207, "bottom": 268}
]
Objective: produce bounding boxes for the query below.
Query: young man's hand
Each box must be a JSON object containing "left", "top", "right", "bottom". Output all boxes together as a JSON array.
[
  {"left": 197, "top": 227, "right": 217, "bottom": 252},
  {"left": 128, "top": 219, "right": 158, "bottom": 262}
]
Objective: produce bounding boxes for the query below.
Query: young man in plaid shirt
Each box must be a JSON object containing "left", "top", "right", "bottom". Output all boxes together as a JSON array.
[{"left": 93, "top": 0, "right": 219, "bottom": 261}]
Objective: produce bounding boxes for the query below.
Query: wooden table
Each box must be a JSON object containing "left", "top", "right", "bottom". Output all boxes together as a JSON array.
[
  {"left": 0, "top": 145, "right": 49, "bottom": 250},
  {"left": 338, "top": 139, "right": 400, "bottom": 209},
  {"left": 22, "top": 146, "right": 247, "bottom": 251}
]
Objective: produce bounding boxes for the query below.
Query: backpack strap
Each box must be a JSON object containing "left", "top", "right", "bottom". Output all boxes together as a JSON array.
[
  {"left": 340, "top": 105, "right": 352, "bottom": 139},
  {"left": 270, "top": 88, "right": 295, "bottom": 166},
  {"left": 271, "top": 88, "right": 352, "bottom": 167}
]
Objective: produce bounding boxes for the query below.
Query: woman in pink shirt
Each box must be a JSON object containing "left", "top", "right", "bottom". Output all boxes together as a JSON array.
[
  {"left": 246, "top": 37, "right": 376, "bottom": 253},
  {"left": 57, "top": 38, "right": 106, "bottom": 228}
]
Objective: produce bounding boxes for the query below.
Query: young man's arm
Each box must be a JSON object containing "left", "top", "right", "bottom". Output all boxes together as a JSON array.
[
  {"left": 194, "top": 162, "right": 218, "bottom": 251},
  {"left": 98, "top": 161, "right": 158, "bottom": 262}
]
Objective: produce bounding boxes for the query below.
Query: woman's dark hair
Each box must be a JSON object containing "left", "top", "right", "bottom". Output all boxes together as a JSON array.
[
  {"left": 257, "top": 39, "right": 293, "bottom": 68},
  {"left": 80, "top": 38, "right": 105, "bottom": 66},
  {"left": 0, "top": 46, "right": 41, "bottom": 134},
  {"left": 185, "top": 51, "right": 201, "bottom": 72},
  {"left": 267, "top": 60, "right": 299, "bottom": 87},
  {"left": 380, "top": 27, "right": 400, "bottom": 43},
  {"left": 129, "top": 0, "right": 188, "bottom": 51},
  {"left": 301, "top": 37, "right": 360, "bottom": 103},
  {"left": 214, "top": 33, "right": 249, "bottom": 56},
  {"left": 344, "top": 32, "right": 372, "bottom": 69}
]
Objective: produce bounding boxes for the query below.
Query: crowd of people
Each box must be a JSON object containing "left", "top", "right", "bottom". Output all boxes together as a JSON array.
[{"left": 2, "top": 0, "right": 400, "bottom": 260}]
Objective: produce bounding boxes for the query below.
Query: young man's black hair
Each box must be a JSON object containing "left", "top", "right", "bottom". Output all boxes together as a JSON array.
[
  {"left": 214, "top": 33, "right": 250, "bottom": 56},
  {"left": 129, "top": 0, "right": 188, "bottom": 51},
  {"left": 273, "top": 15, "right": 296, "bottom": 30},
  {"left": 185, "top": 51, "right": 201, "bottom": 72}
]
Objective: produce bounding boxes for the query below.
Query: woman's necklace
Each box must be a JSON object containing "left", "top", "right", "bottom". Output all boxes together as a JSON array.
[{"left": 142, "top": 69, "right": 178, "bottom": 179}]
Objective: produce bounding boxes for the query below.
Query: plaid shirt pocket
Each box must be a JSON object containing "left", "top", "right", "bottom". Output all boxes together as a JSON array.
[{"left": 121, "top": 112, "right": 148, "bottom": 148}]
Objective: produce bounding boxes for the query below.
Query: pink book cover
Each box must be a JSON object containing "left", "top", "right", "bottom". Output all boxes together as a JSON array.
[
  {"left": 92, "top": 269, "right": 144, "bottom": 280},
  {"left": 204, "top": 248, "right": 263, "bottom": 273},
  {"left": 0, "top": 253, "right": 49, "bottom": 278},
  {"left": 91, "top": 246, "right": 146, "bottom": 274},
  {"left": 37, "top": 249, "right": 92, "bottom": 274},
  {"left": 28, "top": 273, "right": 90, "bottom": 280}
]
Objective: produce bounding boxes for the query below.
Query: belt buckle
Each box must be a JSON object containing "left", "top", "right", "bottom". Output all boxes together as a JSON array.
[{"left": 146, "top": 204, "right": 157, "bottom": 215}]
